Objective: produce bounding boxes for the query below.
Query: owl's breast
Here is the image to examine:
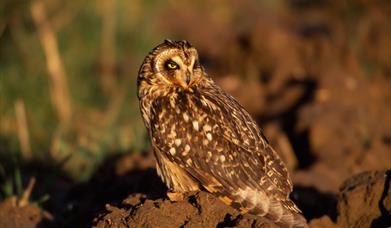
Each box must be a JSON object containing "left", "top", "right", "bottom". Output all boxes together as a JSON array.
[{"left": 149, "top": 91, "right": 214, "bottom": 156}]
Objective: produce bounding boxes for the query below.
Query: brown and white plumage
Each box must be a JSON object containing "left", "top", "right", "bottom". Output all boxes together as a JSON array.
[{"left": 137, "top": 40, "right": 308, "bottom": 227}]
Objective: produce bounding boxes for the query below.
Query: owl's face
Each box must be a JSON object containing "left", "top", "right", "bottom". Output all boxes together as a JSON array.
[{"left": 138, "top": 40, "right": 205, "bottom": 93}]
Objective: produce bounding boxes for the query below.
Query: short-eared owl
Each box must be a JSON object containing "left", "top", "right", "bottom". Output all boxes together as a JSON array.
[{"left": 137, "top": 40, "right": 307, "bottom": 227}]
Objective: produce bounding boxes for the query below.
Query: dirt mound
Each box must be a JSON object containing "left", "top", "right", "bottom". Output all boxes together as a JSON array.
[
  {"left": 92, "top": 153, "right": 277, "bottom": 227},
  {"left": 93, "top": 191, "right": 278, "bottom": 228},
  {"left": 310, "top": 170, "right": 391, "bottom": 228},
  {"left": 0, "top": 197, "right": 52, "bottom": 228},
  {"left": 337, "top": 170, "right": 391, "bottom": 228}
]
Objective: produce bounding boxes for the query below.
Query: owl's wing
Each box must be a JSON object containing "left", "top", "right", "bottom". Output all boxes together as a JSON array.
[
  {"left": 150, "top": 91, "right": 303, "bottom": 224},
  {"left": 201, "top": 88, "right": 293, "bottom": 195},
  {"left": 150, "top": 88, "right": 293, "bottom": 203}
]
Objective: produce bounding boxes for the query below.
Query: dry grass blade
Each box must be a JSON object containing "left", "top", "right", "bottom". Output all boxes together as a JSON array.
[
  {"left": 14, "top": 99, "right": 32, "bottom": 160},
  {"left": 100, "top": 0, "right": 118, "bottom": 95},
  {"left": 30, "top": 0, "right": 72, "bottom": 127},
  {"left": 18, "top": 177, "right": 36, "bottom": 207}
]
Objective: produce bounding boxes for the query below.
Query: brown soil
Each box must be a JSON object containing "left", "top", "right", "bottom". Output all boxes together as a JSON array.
[
  {"left": 90, "top": 153, "right": 277, "bottom": 227},
  {"left": 0, "top": 197, "right": 52, "bottom": 228},
  {"left": 91, "top": 152, "right": 391, "bottom": 228},
  {"left": 93, "top": 192, "right": 277, "bottom": 228},
  {"left": 309, "top": 170, "right": 391, "bottom": 228}
]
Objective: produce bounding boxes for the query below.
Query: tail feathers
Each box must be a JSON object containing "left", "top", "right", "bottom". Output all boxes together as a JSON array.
[
  {"left": 226, "top": 187, "right": 308, "bottom": 227},
  {"left": 250, "top": 198, "right": 308, "bottom": 228},
  {"left": 272, "top": 209, "right": 308, "bottom": 228}
]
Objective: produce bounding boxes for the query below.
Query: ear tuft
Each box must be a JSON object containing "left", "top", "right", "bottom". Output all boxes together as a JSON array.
[
  {"left": 182, "top": 40, "right": 192, "bottom": 48},
  {"left": 164, "top": 39, "right": 174, "bottom": 45}
]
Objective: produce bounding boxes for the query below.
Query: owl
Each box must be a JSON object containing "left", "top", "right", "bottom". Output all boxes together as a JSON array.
[{"left": 137, "top": 39, "right": 308, "bottom": 227}]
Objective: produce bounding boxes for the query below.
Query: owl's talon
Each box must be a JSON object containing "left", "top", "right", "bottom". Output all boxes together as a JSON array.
[{"left": 167, "top": 191, "right": 184, "bottom": 202}]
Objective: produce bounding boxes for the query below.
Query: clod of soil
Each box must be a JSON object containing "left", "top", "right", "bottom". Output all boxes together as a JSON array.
[
  {"left": 337, "top": 170, "right": 391, "bottom": 228},
  {"left": 310, "top": 170, "right": 391, "bottom": 228},
  {"left": 0, "top": 197, "right": 52, "bottom": 228}
]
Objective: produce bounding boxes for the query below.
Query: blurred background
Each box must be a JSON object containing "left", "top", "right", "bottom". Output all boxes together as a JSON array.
[{"left": 0, "top": 0, "right": 390, "bottom": 227}]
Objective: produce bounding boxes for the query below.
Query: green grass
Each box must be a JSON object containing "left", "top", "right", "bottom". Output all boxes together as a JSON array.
[{"left": 0, "top": 0, "right": 156, "bottom": 183}]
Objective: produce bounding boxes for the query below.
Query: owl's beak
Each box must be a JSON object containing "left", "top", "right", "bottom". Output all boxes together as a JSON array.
[
  {"left": 175, "top": 69, "right": 193, "bottom": 92},
  {"left": 184, "top": 70, "right": 191, "bottom": 85}
]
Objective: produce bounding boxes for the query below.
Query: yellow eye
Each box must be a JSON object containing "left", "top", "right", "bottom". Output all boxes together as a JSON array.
[
  {"left": 165, "top": 61, "right": 179, "bottom": 70},
  {"left": 167, "top": 63, "right": 177, "bottom": 69}
]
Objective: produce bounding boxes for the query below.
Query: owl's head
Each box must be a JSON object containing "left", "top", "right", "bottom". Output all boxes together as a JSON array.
[{"left": 138, "top": 40, "right": 205, "bottom": 93}]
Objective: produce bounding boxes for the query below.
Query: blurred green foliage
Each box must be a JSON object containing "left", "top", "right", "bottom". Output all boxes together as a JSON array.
[{"left": 0, "top": 0, "right": 176, "bottom": 182}]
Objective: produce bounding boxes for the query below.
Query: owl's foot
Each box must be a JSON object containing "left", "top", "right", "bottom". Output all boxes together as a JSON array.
[{"left": 167, "top": 191, "right": 185, "bottom": 202}]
